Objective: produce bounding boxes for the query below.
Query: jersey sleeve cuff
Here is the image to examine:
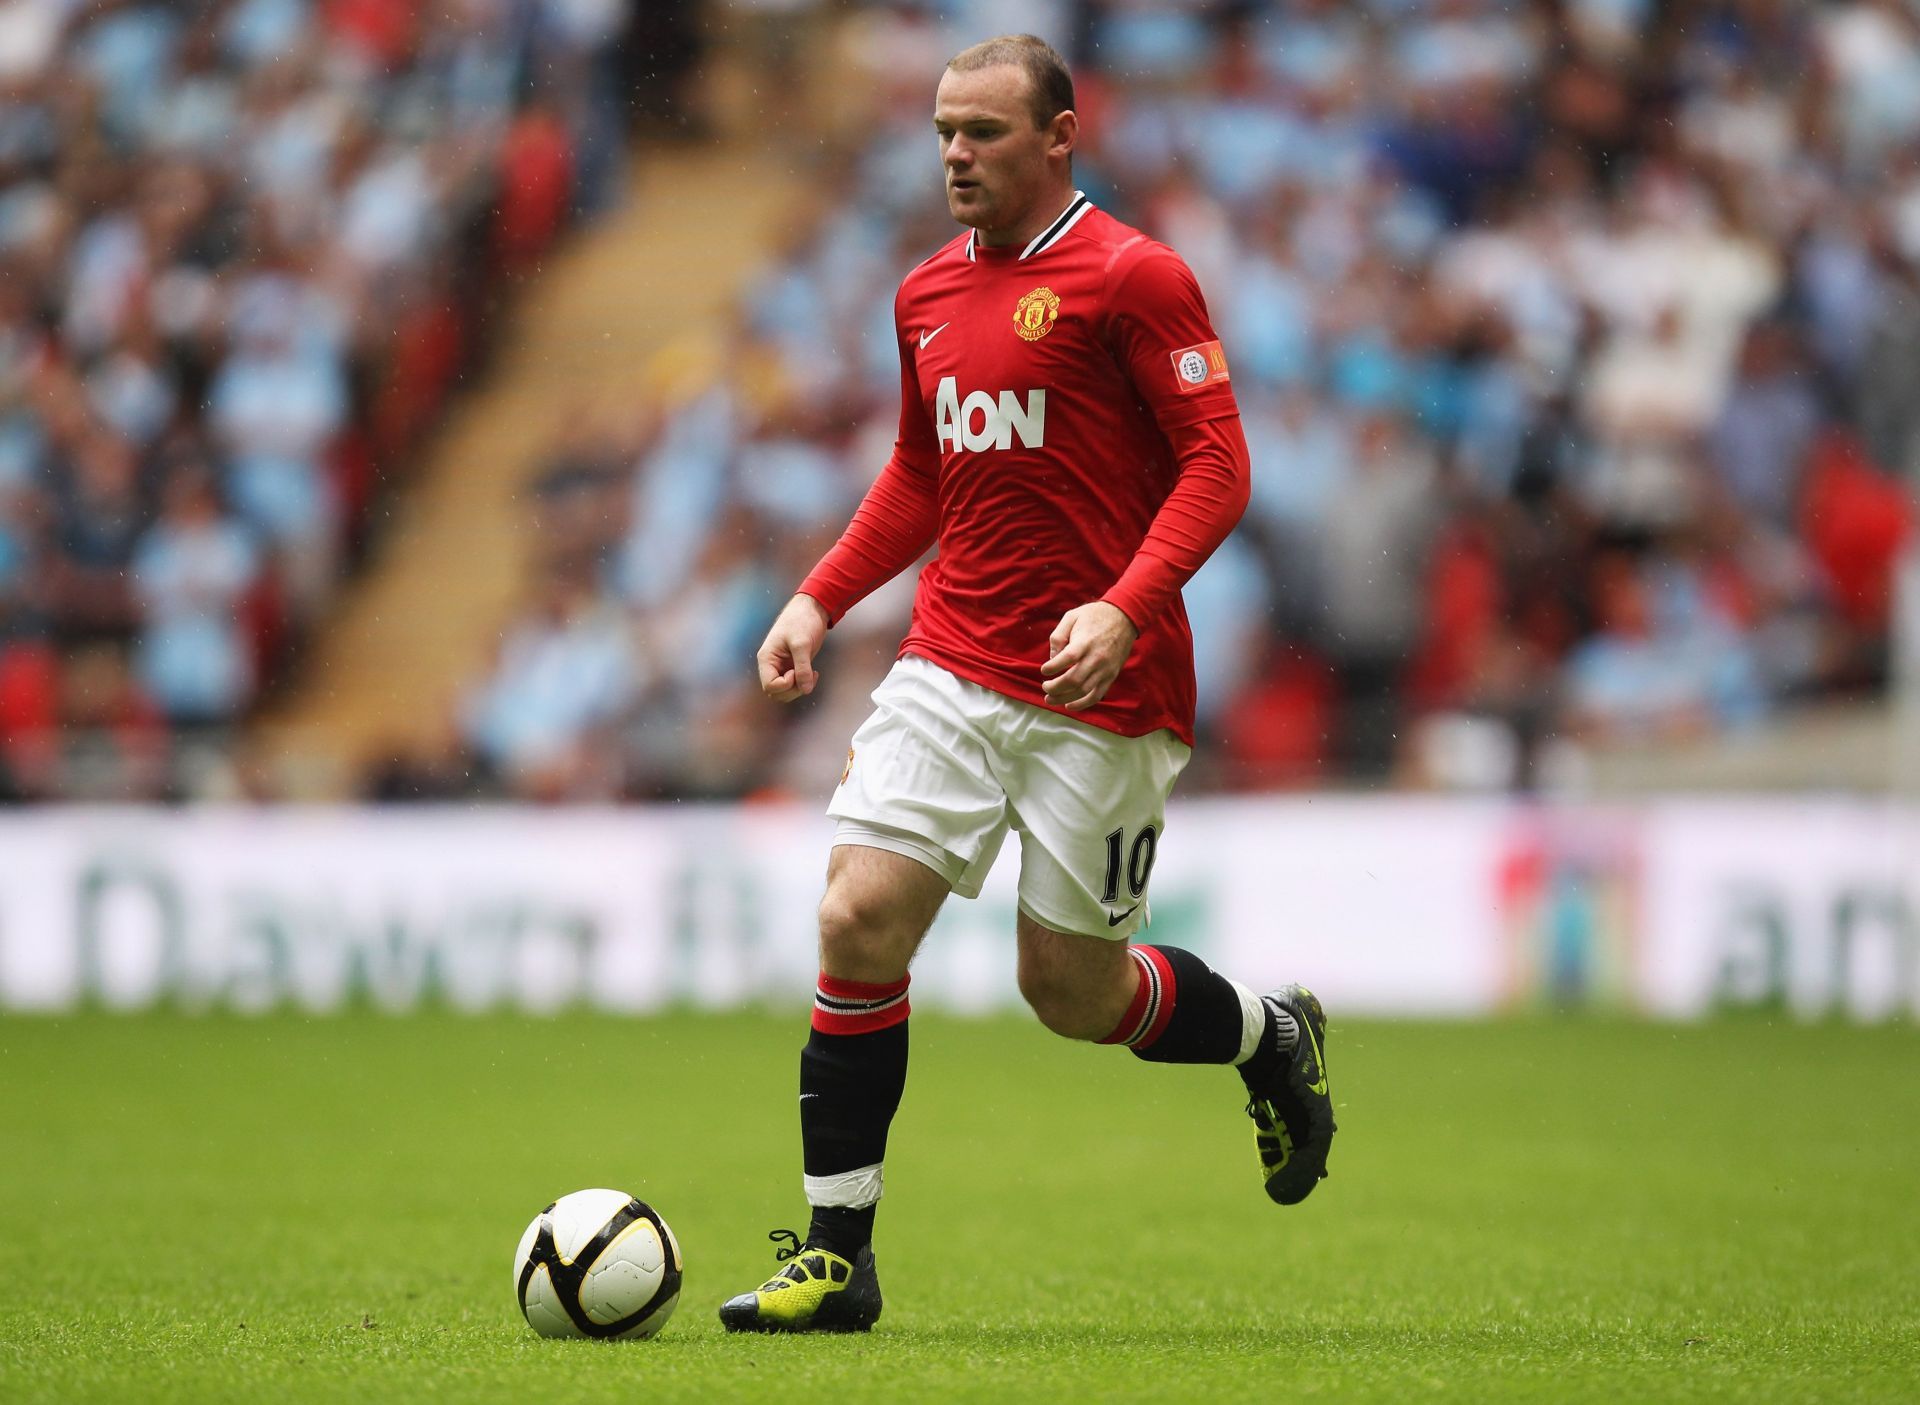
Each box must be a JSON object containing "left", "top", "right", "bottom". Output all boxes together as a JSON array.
[
  {"left": 793, "top": 580, "right": 846, "bottom": 628},
  {"left": 1099, "top": 593, "right": 1148, "bottom": 635}
]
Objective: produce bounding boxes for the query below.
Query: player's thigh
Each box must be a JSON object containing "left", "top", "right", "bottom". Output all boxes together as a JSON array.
[
  {"left": 1005, "top": 719, "right": 1189, "bottom": 942},
  {"left": 817, "top": 841, "right": 952, "bottom": 982},
  {"left": 826, "top": 655, "right": 1014, "bottom": 901}
]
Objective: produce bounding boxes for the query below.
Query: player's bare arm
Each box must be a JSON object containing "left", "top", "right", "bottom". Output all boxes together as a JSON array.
[
  {"left": 1041, "top": 601, "right": 1139, "bottom": 711},
  {"left": 756, "top": 593, "right": 829, "bottom": 702}
]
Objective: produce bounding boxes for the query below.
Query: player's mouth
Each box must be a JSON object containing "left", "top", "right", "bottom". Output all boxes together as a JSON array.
[{"left": 950, "top": 178, "right": 981, "bottom": 195}]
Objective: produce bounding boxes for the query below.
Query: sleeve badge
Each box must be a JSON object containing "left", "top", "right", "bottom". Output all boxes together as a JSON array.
[{"left": 1170, "top": 340, "right": 1230, "bottom": 393}]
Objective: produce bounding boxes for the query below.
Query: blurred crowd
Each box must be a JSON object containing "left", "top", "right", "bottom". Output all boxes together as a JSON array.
[
  {"left": 0, "top": 0, "right": 689, "bottom": 800},
  {"left": 448, "top": 0, "right": 1920, "bottom": 802},
  {"left": 8, "top": 0, "right": 1919, "bottom": 804}
]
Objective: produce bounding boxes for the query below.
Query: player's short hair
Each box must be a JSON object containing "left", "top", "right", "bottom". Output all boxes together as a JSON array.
[{"left": 946, "top": 34, "right": 1075, "bottom": 130}]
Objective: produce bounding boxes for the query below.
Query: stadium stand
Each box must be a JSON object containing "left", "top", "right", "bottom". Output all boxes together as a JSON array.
[
  {"left": 7, "top": 0, "right": 1918, "bottom": 803},
  {"left": 0, "top": 0, "right": 665, "bottom": 800},
  {"left": 425, "top": 0, "right": 1920, "bottom": 802},
  {"left": 267, "top": 138, "right": 792, "bottom": 804}
]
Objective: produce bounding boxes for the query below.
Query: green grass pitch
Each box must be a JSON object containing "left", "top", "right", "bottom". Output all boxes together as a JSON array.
[{"left": 1, "top": 1009, "right": 1915, "bottom": 1403}]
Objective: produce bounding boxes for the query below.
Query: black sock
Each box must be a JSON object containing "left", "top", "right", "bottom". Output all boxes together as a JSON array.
[
  {"left": 804, "top": 1204, "right": 877, "bottom": 1260},
  {"left": 1100, "top": 944, "right": 1248, "bottom": 1065},
  {"left": 1236, "top": 1008, "right": 1288, "bottom": 1088},
  {"left": 800, "top": 973, "right": 910, "bottom": 1257}
]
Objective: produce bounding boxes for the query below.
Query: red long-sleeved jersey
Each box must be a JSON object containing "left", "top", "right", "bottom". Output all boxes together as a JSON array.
[{"left": 798, "top": 195, "right": 1251, "bottom": 746}]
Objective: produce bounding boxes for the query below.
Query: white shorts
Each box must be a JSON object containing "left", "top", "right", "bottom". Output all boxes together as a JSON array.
[{"left": 826, "top": 654, "right": 1191, "bottom": 941}]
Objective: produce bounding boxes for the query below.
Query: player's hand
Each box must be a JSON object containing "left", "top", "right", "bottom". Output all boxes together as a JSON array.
[
  {"left": 757, "top": 594, "right": 830, "bottom": 703},
  {"left": 1041, "top": 601, "right": 1139, "bottom": 711}
]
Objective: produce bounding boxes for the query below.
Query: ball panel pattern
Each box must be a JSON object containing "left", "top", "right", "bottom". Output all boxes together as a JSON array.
[
  {"left": 518, "top": 1264, "right": 576, "bottom": 1339},
  {"left": 581, "top": 1218, "right": 664, "bottom": 1325},
  {"left": 545, "top": 1188, "right": 633, "bottom": 1264},
  {"left": 513, "top": 1190, "right": 683, "bottom": 1340}
]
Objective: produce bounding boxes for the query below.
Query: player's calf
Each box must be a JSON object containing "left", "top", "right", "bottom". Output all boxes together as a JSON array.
[
  {"left": 1096, "top": 945, "right": 1247, "bottom": 1060},
  {"left": 1016, "top": 937, "right": 1137, "bottom": 1041}
]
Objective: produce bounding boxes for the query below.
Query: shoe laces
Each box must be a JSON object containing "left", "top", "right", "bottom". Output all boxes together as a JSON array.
[{"left": 763, "top": 1229, "right": 843, "bottom": 1289}]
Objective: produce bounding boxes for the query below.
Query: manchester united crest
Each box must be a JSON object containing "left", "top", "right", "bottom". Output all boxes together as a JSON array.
[{"left": 1013, "top": 286, "right": 1061, "bottom": 341}]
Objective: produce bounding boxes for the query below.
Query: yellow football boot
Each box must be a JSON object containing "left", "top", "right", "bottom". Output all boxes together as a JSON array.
[{"left": 718, "top": 1230, "right": 882, "bottom": 1333}]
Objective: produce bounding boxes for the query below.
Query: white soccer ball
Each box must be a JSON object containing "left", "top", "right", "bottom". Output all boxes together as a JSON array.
[{"left": 513, "top": 1188, "right": 684, "bottom": 1340}]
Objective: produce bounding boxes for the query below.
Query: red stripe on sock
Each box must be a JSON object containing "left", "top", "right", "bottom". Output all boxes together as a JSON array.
[
  {"left": 812, "top": 972, "right": 911, "bottom": 1035},
  {"left": 1097, "top": 950, "right": 1154, "bottom": 1045},
  {"left": 1131, "top": 946, "right": 1179, "bottom": 1050}
]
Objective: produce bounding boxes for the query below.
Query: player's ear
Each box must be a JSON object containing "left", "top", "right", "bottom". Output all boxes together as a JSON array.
[{"left": 1047, "top": 109, "right": 1078, "bottom": 163}]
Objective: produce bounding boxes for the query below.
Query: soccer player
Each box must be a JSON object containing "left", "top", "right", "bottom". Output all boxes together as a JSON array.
[{"left": 719, "top": 34, "right": 1335, "bottom": 1334}]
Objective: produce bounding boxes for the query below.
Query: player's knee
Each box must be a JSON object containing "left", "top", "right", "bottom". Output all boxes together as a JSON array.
[{"left": 817, "top": 886, "right": 913, "bottom": 982}]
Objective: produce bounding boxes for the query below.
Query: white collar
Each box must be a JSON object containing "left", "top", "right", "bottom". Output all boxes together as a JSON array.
[{"left": 964, "top": 190, "right": 1094, "bottom": 262}]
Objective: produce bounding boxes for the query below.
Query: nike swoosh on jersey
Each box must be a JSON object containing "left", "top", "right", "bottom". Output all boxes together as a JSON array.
[{"left": 919, "top": 322, "right": 950, "bottom": 348}]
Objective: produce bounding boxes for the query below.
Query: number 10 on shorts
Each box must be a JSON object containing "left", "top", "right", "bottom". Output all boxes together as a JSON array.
[{"left": 1102, "top": 825, "right": 1160, "bottom": 904}]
